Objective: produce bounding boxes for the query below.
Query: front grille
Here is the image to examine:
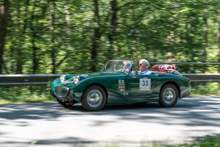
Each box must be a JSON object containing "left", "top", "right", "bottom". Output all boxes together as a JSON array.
[{"left": 54, "top": 86, "right": 69, "bottom": 97}]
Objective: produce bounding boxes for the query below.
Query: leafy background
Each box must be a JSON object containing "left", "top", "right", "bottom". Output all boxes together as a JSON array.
[{"left": 0, "top": 0, "right": 220, "bottom": 102}]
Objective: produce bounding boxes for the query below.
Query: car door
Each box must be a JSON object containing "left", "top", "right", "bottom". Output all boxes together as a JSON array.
[{"left": 126, "top": 74, "right": 158, "bottom": 102}]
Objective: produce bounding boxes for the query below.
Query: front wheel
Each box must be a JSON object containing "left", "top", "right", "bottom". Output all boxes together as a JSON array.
[
  {"left": 159, "top": 84, "right": 179, "bottom": 107},
  {"left": 82, "top": 85, "right": 106, "bottom": 111}
]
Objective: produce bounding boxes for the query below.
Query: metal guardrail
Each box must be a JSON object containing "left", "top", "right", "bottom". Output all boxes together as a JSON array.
[
  {"left": 0, "top": 73, "right": 220, "bottom": 86},
  {"left": 0, "top": 74, "right": 61, "bottom": 86},
  {"left": 183, "top": 74, "right": 220, "bottom": 82},
  {"left": 150, "top": 62, "right": 220, "bottom": 65}
]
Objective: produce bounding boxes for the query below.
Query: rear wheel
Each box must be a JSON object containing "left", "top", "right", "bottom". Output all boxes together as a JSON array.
[
  {"left": 82, "top": 85, "right": 106, "bottom": 111},
  {"left": 159, "top": 84, "right": 179, "bottom": 107}
]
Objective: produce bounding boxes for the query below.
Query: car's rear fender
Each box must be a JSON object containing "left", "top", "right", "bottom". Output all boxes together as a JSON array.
[{"left": 159, "top": 81, "right": 181, "bottom": 98}]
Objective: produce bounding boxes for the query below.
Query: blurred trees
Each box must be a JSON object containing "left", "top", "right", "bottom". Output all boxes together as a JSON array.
[
  {"left": 0, "top": 0, "right": 220, "bottom": 74},
  {"left": 0, "top": 0, "right": 10, "bottom": 74}
]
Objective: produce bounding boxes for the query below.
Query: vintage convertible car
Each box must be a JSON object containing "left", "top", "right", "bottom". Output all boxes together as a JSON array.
[{"left": 49, "top": 60, "right": 191, "bottom": 111}]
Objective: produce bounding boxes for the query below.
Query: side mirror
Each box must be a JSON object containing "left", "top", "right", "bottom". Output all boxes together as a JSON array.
[
  {"left": 131, "top": 70, "right": 139, "bottom": 78},
  {"left": 135, "top": 70, "right": 139, "bottom": 76}
]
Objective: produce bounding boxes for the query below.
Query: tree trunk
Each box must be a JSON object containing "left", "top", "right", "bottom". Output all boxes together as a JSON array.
[
  {"left": 108, "top": 0, "right": 117, "bottom": 60},
  {"left": 203, "top": 2, "right": 208, "bottom": 73},
  {"left": 0, "top": 0, "right": 10, "bottom": 74},
  {"left": 218, "top": 9, "right": 220, "bottom": 72},
  {"left": 65, "top": 5, "right": 71, "bottom": 35},
  {"left": 50, "top": 0, "right": 56, "bottom": 74},
  {"left": 202, "top": 0, "right": 208, "bottom": 73},
  {"left": 204, "top": 9, "right": 208, "bottom": 61},
  {"left": 22, "top": 0, "right": 30, "bottom": 33},
  {"left": 15, "top": 0, "right": 30, "bottom": 74},
  {"left": 30, "top": 1, "right": 38, "bottom": 74},
  {"left": 16, "top": 0, "right": 23, "bottom": 74},
  {"left": 16, "top": 49, "right": 23, "bottom": 74},
  {"left": 185, "top": 21, "right": 190, "bottom": 73},
  {"left": 91, "top": 0, "right": 101, "bottom": 72},
  {"left": 133, "top": 39, "right": 138, "bottom": 65},
  {"left": 185, "top": 16, "right": 189, "bottom": 46},
  {"left": 132, "top": 5, "right": 138, "bottom": 66},
  {"left": 167, "top": 31, "right": 176, "bottom": 62}
]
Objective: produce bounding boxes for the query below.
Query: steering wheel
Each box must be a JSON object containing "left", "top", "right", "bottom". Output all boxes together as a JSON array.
[{"left": 114, "top": 65, "right": 122, "bottom": 71}]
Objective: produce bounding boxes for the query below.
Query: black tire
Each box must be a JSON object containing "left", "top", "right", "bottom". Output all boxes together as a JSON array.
[
  {"left": 159, "top": 84, "right": 179, "bottom": 107},
  {"left": 82, "top": 85, "right": 106, "bottom": 111}
]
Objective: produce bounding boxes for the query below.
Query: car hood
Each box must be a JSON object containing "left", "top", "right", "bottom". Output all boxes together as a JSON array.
[
  {"left": 51, "top": 72, "right": 126, "bottom": 88},
  {"left": 74, "top": 71, "right": 126, "bottom": 80}
]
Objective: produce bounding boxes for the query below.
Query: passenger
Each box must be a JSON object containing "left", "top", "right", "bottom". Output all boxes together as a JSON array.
[
  {"left": 122, "top": 60, "right": 131, "bottom": 72},
  {"left": 139, "top": 59, "right": 151, "bottom": 75}
]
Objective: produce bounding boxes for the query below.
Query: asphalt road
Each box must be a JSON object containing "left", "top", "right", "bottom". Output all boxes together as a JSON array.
[{"left": 0, "top": 96, "right": 220, "bottom": 147}]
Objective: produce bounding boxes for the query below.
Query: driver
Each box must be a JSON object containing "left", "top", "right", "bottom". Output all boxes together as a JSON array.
[
  {"left": 122, "top": 60, "right": 131, "bottom": 72},
  {"left": 139, "top": 59, "right": 151, "bottom": 75}
]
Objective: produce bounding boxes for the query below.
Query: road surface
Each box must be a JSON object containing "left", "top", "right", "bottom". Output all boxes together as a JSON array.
[{"left": 0, "top": 95, "right": 220, "bottom": 147}]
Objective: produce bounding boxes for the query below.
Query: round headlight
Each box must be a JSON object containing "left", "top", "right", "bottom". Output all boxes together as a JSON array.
[
  {"left": 60, "top": 75, "right": 66, "bottom": 83},
  {"left": 73, "top": 76, "right": 80, "bottom": 84}
]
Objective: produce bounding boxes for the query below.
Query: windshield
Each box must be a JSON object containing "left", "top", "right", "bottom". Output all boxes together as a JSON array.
[{"left": 100, "top": 60, "right": 133, "bottom": 74}]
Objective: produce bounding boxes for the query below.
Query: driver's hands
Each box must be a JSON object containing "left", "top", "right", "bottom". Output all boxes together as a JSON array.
[
  {"left": 130, "top": 70, "right": 136, "bottom": 74},
  {"left": 123, "top": 68, "right": 129, "bottom": 72}
]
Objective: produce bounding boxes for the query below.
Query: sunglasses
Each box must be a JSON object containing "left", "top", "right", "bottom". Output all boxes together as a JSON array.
[{"left": 123, "top": 64, "right": 130, "bottom": 67}]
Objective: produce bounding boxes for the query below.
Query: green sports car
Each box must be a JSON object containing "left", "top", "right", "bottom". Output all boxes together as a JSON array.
[{"left": 49, "top": 60, "right": 191, "bottom": 111}]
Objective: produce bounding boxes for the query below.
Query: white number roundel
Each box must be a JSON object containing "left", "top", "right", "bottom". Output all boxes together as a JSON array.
[{"left": 139, "top": 79, "right": 151, "bottom": 91}]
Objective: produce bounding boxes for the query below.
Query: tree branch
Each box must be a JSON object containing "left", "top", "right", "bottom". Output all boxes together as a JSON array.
[
  {"left": 94, "top": 0, "right": 100, "bottom": 26},
  {"left": 56, "top": 55, "right": 69, "bottom": 67}
]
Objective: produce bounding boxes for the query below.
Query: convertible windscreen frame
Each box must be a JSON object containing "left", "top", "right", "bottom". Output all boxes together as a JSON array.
[{"left": 99, "top": 60, "right": 134, "bottom": 75}]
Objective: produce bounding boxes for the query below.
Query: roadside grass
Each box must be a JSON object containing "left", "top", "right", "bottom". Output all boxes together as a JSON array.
[
  {"left": 0, "top": 86, "right": 55, "bottom": 104},
  {"left": 86, "top": 135, "right": 220, "bottom": 147},
  {"left": 190, "top": 82, "right": 220, "bottom": 96},
  {"left": 0, "top": 83, "right": 220, "bottom": 104},
  {"left": 0, "top": 94, "right": 55, "bottom": 104},
  {"left": 150, "top": 135, "right": 220, "bottom": 147},
  {"left": 142, "top": 135, "right": 220, "bottom": 147},
  {"left": 30, "top": 135, "right": 220, "bottom": 146}
]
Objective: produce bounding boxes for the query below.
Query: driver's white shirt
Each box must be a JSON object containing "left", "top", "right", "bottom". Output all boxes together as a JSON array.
[{"left": 139, "top": 69, "right": 151, "bottom": 75}]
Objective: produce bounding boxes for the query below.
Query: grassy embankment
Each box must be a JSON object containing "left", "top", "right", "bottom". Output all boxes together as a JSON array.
[{"left": 31, "top": 135, "right": 220, "bottom": 147}]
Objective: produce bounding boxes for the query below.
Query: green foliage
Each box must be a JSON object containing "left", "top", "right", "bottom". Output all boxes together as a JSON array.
[
  {"left": 1, "top": 0, "right": 220, "bottom": 74},
  {"left": 191, "top": 82, "right": 220, "bottom": 95},
  {"left": 175, "top": 135, "right": 220, "bottom": 147},
  {"left": 0, "top": 87, "right": 55, "bottom": 104},
  {"left": 46, "top": 135, "right": 220, "bottom": 147},
  {"left": 1, "top": 0, "right": 220, "bottom": 97}
]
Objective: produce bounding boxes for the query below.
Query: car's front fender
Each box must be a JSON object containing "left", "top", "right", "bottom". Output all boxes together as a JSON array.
[{"left": 71, "top": 77, "right": 106, "bottom": 102}]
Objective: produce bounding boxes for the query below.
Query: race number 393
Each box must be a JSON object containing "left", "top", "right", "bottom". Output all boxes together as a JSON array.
[{"left": 139, "top": 79, "right": 151, "bottom": 91}]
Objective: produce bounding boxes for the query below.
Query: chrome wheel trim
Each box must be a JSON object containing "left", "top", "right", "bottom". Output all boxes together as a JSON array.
[
  {"left": 163, "top": 88, "right": 176, "bottom": 104},
  {"left": 87, "top": 90, "right": 103, "bottom": 108}
]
